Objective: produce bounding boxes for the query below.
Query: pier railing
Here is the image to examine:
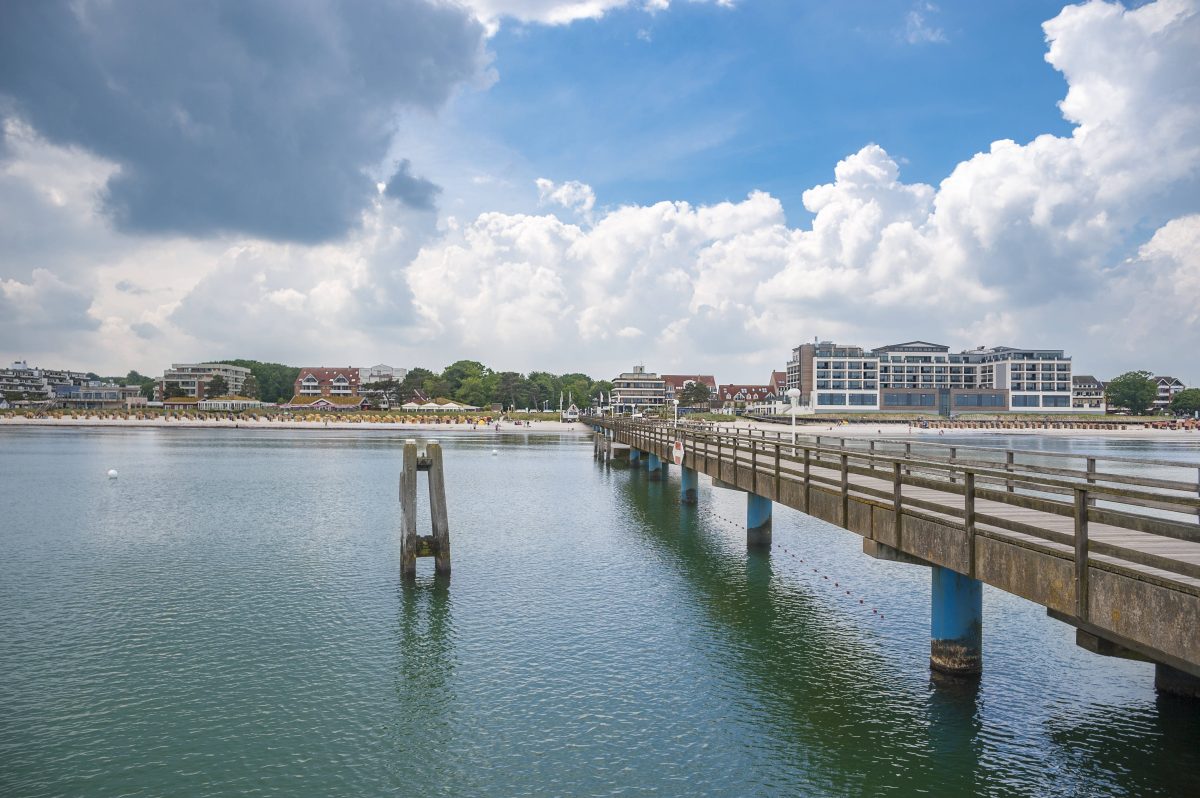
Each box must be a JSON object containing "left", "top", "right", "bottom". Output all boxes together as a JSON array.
[{"left": 595, "top": 417, "right": 1200, "bottom": 611}]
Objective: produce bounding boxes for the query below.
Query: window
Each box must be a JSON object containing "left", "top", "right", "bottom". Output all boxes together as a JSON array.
[
  {"left": 817, "top": 393, "right": 847, "bottom": 406},
  {"left": 1044, "top": 395, "right": 1070, "bottom": 407},
  {"left": 1012, "top": 395, "right": 1040, "bottom": 407},
  {"left": 848, "top": 393, "right": 877, "bottom": 406}
]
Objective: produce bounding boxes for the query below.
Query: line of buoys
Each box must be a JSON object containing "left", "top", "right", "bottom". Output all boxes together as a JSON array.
[{"left": 700, "top": 508, "right": 884, "bottom": 619}]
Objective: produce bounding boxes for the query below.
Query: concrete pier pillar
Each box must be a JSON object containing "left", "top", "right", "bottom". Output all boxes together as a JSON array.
[
  {"left": 648, "top": 452, "right": 663, "bottom": 481},
  {"left": 747, "top": 493, "right": 772, "bottom": 549},
  {"left": 681, "top": 466, "right": 698, "bottom": 505},
  {"left": 1155, "top": 663, "right": 1200, "bottom": 698},
  {"left": 930, "top": 565, "right": 983, "bottom": 676},
  {"left": 630, "top": 448, "right": 641, "bottom": 466}
]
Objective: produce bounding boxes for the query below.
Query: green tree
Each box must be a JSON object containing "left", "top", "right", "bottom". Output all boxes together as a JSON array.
[
  {"left": 455, "top": 376, "right": 491, "bottom": 408},
  {"left": 492, "top": 371, "right": 527, "bottom": 409},
  {"left": 423, "top": 376, "right": 452, "bottom": 399},
  {"left": 206, "top": 375, "right": 229, "bottom": 397},
  {"left": 166, "top": 385, "right": 190, "bottom": 399},
  {"left": 441, "top": 360, "right": 489, "bottom": 394},
  {"left": 678, "top": 381, "right": 713, "bottom": 407},
  {"left": 215, "top": 360, "right": 302, "bottom": 404},
  {"left": 399, "top": 368, "right": 434, "bottom": 402},
  {"left": 1105, "top": 371, "right": 1158, "bottom": 415},
  {"left": 242, "top": 375, "right": 260, "bottom": 399},
  {"left": 527, "top": 371, "right": 561, "bottom": 410},
  {"left": 1170, "top": 388, "right": 1200, "bottom": 415},
  {"left": 363, "top": 378, "right": 401, "bottom": 406},
  {"left": 590, "top": 380, "right": 613, "bottom": 407}
]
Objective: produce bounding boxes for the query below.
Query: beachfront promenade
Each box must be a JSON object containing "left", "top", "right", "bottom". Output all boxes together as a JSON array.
[{"left": 589, "top": 418, "right": 1200, "bottom": 696}]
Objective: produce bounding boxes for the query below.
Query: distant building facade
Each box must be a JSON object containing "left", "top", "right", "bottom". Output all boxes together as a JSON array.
[
  {"left": 54, "top": 382, "right": 143, "bottom": 410},
  {"left": 158, "top": 363, "right": 251, "bottom": 400},
  {"left": 661, "top": 374, "right": 717, "bottom": 404},
  {"left": 611, "top": 366, "right": 666, "bottom": 411},
  {"left": 281, "top": 395, "right": 369, "bottom": 411},
  {"left": 717, "top": 383, "right": 776, "bottom": 411},
  {"left": 783, "top": 339, "right": 1078, "bottom": 414},
  {"left": 1153, "top": 376, "right": 1186, "bottom": 413},
  {"left": 1, "top": 361, "right": 89, "bottom": 402},
  {"left": 359, "top": 364, "right": 408, "bottom": 385},
  {"left": 294, "top": 367, "right": 361, "bottom": 398},
  {"left": 1072, "top": 375, "right": 1106, "bottom": 411}
]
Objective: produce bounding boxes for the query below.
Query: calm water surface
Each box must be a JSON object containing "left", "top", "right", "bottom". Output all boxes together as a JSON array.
[{"left": 1, "top": 427, "right": 1198, "bottom": 797}]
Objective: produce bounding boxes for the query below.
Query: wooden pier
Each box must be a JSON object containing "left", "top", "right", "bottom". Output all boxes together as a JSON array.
[{"left": 591, "top": 418, "right": 1200, "bottom": 692}]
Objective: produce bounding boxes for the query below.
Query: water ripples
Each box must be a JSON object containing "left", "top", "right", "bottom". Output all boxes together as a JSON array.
[{"left": 1, "top": 428, "right": 1198, "bottom": 797}]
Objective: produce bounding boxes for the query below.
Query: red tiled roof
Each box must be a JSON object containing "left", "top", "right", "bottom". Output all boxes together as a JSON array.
[
  {"left": 718, "top": 384, "right": 775, "bottom": 399},
  {"left": 282, "top": 394, "right": 368, "bottom": 408},
  {"left": 661, "top": 374, "right": 717, "bottom": 391},
  {"left": 297, "top": 367, "right": 360, "bottom": 384}
]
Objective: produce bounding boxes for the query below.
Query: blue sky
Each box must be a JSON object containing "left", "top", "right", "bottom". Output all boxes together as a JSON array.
[
  {"left": 466, "top": 1, "right": 1074, "bottom": 220},
  {"left": 0, "top": 0, "right": 1197, "bottom": 383}
]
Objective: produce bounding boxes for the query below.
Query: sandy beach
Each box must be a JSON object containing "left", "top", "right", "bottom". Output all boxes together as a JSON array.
[
  {"left": 4, "top": 413, "right": 1199, "bottom": 442},
  {"left": 709, "top": 418, "right": 1200, "bottom": 442},
  {"left": 0, "top": 415, "right": 592, "bottom": 434}
]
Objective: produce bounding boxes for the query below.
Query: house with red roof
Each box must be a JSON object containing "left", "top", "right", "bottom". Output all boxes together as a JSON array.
[
  {"left": 284, "top": 366, "right": 366, "bottom": 410},
  {"left": 661, "top": 374, "right": 718, "bottom": 403},
  {"left": 717, "top": 383, "right": 777, "bottom": 411}
]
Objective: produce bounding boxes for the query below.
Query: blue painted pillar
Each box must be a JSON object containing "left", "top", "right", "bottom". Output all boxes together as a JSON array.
[
  {"left": 747, "top": 493, "right": 772, "bottom": 549},
  {"left": 930, "top": 565, "right": 983, "bottom": 676},
  {"left": 681, "top": 467, "right": 698, "bottom": 505},
  {"left": 648, "top": 453, "right": 663, "bottom": 481},
  {"left": 630, "top": 448, "right": 641, "bottom": 466}
]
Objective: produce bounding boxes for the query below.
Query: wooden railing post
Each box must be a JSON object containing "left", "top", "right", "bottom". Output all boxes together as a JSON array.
[
  {"left": 1086, "top": 456, "right": 1097, "bottom": 507},
  {"left": 803, "top": 447, "right": 811, "bottom": 511},
  {"left": 1075, "top": 487, "right": 1089, "bottom": 621},
  {"left": 893, "top": 461, "right": 902, "bottom": 544},
  {"left": 774, "top": 440, "right": 781, "bottom": 499},
  {"left": 840, "top": 452, "right": 849, "bottom": 527},
  {"left": 949, "top": 447, "right": 957, "bottom": 484},
  {"left": 965, "top": 471, "right": 976, "bottom": 578},
  {"left": 751, "top": 435, "right": 758, "bottom": 493},
  {"left": 904, "top": 442, "right": 912, "bottom": 476},
  {"left": 732, "top": 433, "right": 739, "bottom": 485},
  {"left": 1006, "top": 450, "right": 1014, "bottom": 493}
]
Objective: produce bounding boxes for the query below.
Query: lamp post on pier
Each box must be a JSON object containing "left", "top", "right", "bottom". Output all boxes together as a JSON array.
[{"left": 672, "top": 398, "right": 679, "bottom": 428}]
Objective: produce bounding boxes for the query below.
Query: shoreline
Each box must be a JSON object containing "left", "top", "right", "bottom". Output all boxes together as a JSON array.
[
  {"left": 0, "top": 416, "right": 591, "bottom": 434},
  {"left": 708, "top": 418, "right": 1200, "bottom": 442}
]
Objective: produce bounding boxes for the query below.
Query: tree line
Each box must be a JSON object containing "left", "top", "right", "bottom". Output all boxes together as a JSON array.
[
  {"left": 99, "top": 359, "right": 614, "bottom": 409},
  {"left": 363, "top": 360, "right": 614, "bottom": 410},
  {"left": 1105, "top": 371, "right": 1199, "bottom": 415}
]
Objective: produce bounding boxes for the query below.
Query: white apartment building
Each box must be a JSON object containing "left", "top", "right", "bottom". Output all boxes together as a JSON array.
[
  {"left": 784, "top": 340, "right": 1079, "bottom": 414},
  {"left": 1, "top": 361, "right": 89, "bottom": 401},
  {"left": 1072, "top": 375, "right": 1107, "bottom": 411},
  {"left": 158, "top": 363, "right": 251, "bottom": 400},
  {"left": 964, "top": 346, "right": 1073, "bottom": 410},
  {"left": 611, "top": 366, "right": 666, "bottom": 412},
  {"left": 359, "top": 364, "right": 408, "bottom": 385}
]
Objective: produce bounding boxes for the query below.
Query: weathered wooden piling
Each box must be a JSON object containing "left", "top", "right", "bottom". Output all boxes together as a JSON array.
[{"left": 399, "top": 439, "right": 451, "bottom": 580}]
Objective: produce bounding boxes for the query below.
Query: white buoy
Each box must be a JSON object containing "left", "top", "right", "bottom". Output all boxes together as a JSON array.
[
  {"left": 491, "top": 449, "right": 498, "bottom": 456},
  {"left": 107, "top": 469, "right": 119, "bottom": 479}
]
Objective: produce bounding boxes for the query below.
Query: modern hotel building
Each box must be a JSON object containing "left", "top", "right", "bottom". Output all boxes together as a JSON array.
[
  {"left": 785, "top": 340, "right": 1079, "bottom": 414},
  {"left": 611, "top": 366, "right": 666, "bottom": 411}
]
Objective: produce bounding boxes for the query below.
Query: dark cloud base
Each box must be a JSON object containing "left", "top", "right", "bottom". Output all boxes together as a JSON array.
[{"left": 0, "top": 0, "right": 485, "bottom": 243}]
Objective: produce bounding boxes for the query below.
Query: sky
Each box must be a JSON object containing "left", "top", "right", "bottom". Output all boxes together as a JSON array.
[{"left": 1, "top": 0, "right": 1198, "bottom": 384}]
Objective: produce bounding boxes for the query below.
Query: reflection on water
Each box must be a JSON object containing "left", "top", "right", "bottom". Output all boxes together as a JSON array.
[{"left": 0, "top": 427, "right": 1197, "bottom": 797}]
